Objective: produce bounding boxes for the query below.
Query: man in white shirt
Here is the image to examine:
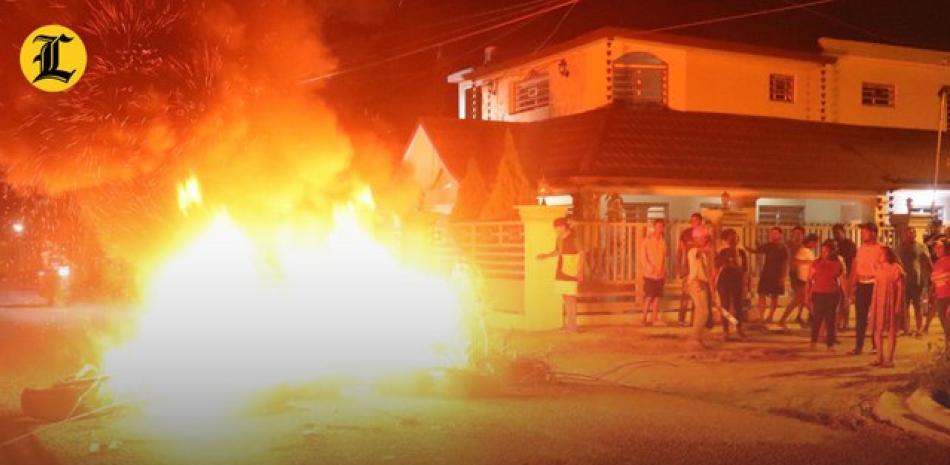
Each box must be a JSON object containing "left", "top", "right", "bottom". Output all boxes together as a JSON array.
[
  {"left": 849, "top": 223, "right": 883, "bottom": 355},
  {"left": 639, "top": 218, "right": 668, "bottom": 326},
  {"left": 778, "top": 234, "right": 818, "bottom": 329},
  {"left": 686, "top": 227, "right": 712, "bottom": 348}
]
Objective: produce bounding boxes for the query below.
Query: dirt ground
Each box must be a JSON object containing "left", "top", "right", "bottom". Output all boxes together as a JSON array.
[{"left": 1, "top": 305, "right": 948, "bottom": 464}]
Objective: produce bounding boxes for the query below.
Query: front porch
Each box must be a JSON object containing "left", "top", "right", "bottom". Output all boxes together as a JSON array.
[{"left": 435, "top": 202, "right": 912, "bottom": 332}]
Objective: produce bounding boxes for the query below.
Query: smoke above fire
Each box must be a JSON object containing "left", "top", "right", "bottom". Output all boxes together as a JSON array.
[{"left": 0, "top": 0, "right": 406, "bottom": 264}]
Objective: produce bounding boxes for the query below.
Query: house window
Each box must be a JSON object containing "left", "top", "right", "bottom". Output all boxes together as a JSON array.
[
  {"left": 622, "top": 203, "right": 669, "bottom": 222},
  {"left": 769, "top": 74, "right": 794, "bottom": 103},
  {"left": 757, "top": 205, "right": 804, "bottom": 226},
  {"left": 862, "top": 82, "right": 895, "bottom": 107},
  {"left": 513, "top": 72, "right": 550, "bottom": 113},
  {"left": 613, "top": 52, "right": 668, "bottom": 105}
]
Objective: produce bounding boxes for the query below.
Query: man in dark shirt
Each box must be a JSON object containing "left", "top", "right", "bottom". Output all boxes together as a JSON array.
[
  {"left": 832, "top": 224, "right": 857, "bottom": 330},
  {"left": 754, "top": 226, "right": 789, "bottom": 323},
  {"left": 897, "top": 227, "right": 931, "bottom": 336}
]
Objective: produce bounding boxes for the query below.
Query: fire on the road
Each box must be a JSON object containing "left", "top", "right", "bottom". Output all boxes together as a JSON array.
[{"left": 98, "top": 178, "right": 475, "bottom": 425}]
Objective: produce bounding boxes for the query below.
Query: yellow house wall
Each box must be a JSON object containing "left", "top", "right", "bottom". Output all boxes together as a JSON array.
[
  {"left": 473, "top": 38, "right": 829, "bottom": 123},
  {"left": 679, "top": 49, "right": 822, "bottom": 120},
  {"left": 829, "top": 56, "right": 950, "bottom": 130},
  {"left": 476, "top": 41, "right": 608, "bottom": 122},
  {"left": 466, "top": 36, "right": 950, "bottom": 130}
]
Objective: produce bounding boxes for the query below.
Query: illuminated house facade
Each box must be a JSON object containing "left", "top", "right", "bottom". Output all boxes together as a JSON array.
[{"left": 405, "top": 27, "right": 950, "bottom": 226}]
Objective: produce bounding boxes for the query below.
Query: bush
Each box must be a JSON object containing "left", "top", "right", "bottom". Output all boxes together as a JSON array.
[{"left": 912, "top": 346, "right": 950, "bottom": 400}]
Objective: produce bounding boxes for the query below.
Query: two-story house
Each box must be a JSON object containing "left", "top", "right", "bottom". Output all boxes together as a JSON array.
[{"left": 404, "top": 27, "right": 950, "bottom": 227}]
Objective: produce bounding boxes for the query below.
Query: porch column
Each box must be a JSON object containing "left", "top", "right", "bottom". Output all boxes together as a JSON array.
[{"left": 518, "top": 204, "right": 570, "bottom": 331}]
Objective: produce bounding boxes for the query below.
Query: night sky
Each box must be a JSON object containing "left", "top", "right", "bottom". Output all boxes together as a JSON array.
[{"left": 318, "top": 0, "right": 950, "bottom": 149}]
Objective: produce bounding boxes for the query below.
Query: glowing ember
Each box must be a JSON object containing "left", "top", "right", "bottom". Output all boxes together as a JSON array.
[
  {"left": 176, "top": 176, "right": 203, "bottom": 215},
  {"left": 100, "top": 182, "right": 472, "bottom": 425}
]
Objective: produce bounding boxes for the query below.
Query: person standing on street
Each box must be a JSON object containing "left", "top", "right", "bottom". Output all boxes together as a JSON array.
[
  {"left": 639, "top": 218, "right": 668, "bottom": 326},
  {"left": 806, "top": 239, "right": 845, "bottom": 351},
  {"left": 676, "top": 213, "right": 704, "bottom": 326},
  {"left": 833, "top": 224, "right": 857, "bottom": 330},
  {"left": 779, "top": 233, "right": 817, "bottom": 330},
  {"left": 714, "top": 228, "right": 749, "bottom": 340},
  {"left": 849, "top": 223, "right": 883, "bottom": 356},
  {"left": 869, "top": 247, "right": 904, "bottom": 368},
  {"left": 754, "top": 227, "right": 789, "bottom": 324},
  {"left": 686, "top": 227, "right": 713, "bottom": 349},
  {"left": 928, "top": 240, "right": 950, "bottom": 359},
  {"left": 897, "top": 227, "right": 931, "bottom": 337}
]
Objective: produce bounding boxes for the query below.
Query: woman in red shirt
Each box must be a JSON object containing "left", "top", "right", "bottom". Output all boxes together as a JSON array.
[
  {"left": 929, "top": 240, "right": 950, "bottom": 358},
  {"left": 806, "top": 240, "right": 845, "bottom": 350}
]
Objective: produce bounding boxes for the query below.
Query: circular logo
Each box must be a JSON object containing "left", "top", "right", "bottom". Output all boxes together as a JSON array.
[{"left": 19, "top": 24, "right": 87, "bottom": 92}]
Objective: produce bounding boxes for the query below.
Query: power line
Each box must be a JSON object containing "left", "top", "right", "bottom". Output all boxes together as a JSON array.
[
  {"left": 645, "top": 0, "right": 837, "bottom": 34},
  {"left": 331, "top": 13, "right": 548, "bottom": 110},
  {"left": 325, "top": 0, "right": 555, "bottom": 58},
  {"left": 532, "top": 0, "right": 580, "bottom": 54},
  {"left": 300, "top": 0, "right": 580, "bottom": 84},
  {"left": 780, "top": 0, "right": 893, "bottom": 43},
  {"left": 337, "top": 0, "right": 561, "bottom": 70}
]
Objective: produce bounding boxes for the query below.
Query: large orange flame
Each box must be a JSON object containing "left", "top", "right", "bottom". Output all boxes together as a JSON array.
[{"left": 100, "top": 180, "right": 472, "bottom": 427}]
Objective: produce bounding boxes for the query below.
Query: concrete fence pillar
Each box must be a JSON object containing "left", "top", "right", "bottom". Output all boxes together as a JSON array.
[{"left": 518, "top": 204, "right": 570, "bottom": 331}]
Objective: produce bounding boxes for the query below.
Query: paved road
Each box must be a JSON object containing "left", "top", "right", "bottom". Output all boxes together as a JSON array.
[{"left": 1, "top": 306, "right": 947, "bottom": 465}]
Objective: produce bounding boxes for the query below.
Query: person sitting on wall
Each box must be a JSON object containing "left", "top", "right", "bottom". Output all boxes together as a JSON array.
[{"left": 537, "top": 216, "right": 582, "bottom": 282}]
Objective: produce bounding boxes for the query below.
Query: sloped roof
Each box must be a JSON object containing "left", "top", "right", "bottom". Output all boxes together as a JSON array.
[{"left": 418, "top": 104, "right": 950, "bottom": 193}]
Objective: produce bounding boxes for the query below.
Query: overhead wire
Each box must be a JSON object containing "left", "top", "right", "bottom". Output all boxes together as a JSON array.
[
  {"left": 779, "top": 0, "right": 894, "bottom": 43},
  {"left": 324, "top": 0, "right": 557, "bottom": 60},
  {"left": 531, "top": 0, "right": 579, "bottom": 54},
  {"left": 643, "top": 0, "right": 838, "bottom": 34},
  {"left": 300, "top": 0, "right": 580, "bottom": 84},
  {"left": 308, "top": 0, "right": 843, "bottom": 86}
]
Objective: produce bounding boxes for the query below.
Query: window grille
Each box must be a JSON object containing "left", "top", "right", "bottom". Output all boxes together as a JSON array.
[
  {"left": 769, "top": 74, "right": 794, "bottom": 103},
  {"left": 757, "top": 205, "right": 804, "bottom": 226},
  {"left": 513, "top": 73, "right": 550, "bottom": 113},
  {"left": 613, "top": 52, "right": 668, "bottom": 105},
  {"left": 862, "top": 82, "right": 895, "bottom": 107}
]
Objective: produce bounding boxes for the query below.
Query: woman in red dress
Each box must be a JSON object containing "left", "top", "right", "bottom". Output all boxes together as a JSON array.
[{"left": 869, "top": 247, "right": 904, "bottom": 368}]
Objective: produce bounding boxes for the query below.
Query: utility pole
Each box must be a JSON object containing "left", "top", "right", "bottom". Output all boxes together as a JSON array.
[{"left": 932, "top": 85, "right": 949, "bottom": 221}]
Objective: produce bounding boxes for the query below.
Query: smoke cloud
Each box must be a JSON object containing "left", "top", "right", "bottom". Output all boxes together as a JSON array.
[{"left": 0, "top": 0, "right": 407, "bottom": 265}]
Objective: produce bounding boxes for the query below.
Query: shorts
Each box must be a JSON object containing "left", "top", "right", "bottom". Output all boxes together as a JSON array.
[
  {"left": 644, "top": 278, "right": 665, "bottom": 298},
  {"left": 757, "top": 276, "right": 785, "bottom": 297}
]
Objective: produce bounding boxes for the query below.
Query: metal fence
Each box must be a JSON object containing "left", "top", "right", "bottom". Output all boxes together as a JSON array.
[
  {"left": 435, "top": 221, "right": 525, "bottom": 281},
  {"left": 438, "top": 220, "right": 898, "bottom": 287}
]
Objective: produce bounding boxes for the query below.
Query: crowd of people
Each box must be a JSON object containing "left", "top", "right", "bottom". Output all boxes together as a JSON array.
[
  {"left": 537, "top": 213, "right": 950, "bottom": 365},
  {"left": 642, "top": 215, "right": 950, "bottom": 363}
]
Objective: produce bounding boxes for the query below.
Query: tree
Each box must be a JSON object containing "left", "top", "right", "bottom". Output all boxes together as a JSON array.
[
  {"left": 480, "top": 130, "right": 535, "bottom": 221},
  {"left": 451, "top": 157, "right": 489, "bottom": 221}
]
